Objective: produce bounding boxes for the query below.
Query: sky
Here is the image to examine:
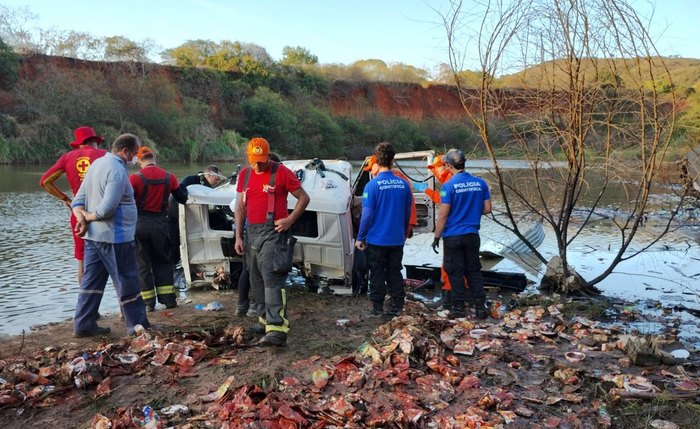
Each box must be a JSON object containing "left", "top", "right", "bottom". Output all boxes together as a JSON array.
[{"left": 1, "top": 0, "right": 698, "bottom": 73}]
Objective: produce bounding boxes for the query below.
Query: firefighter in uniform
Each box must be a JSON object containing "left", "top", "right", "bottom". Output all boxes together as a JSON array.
[
  {"left": 129, "top": 146, "right": 188, "bottom": 311},
  {"left": 234, "top": 137, "right": 310, "bottom": 347}
]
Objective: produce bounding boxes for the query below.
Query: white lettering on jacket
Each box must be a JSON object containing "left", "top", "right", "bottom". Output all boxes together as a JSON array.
[
  {"left": 453, "top": 181, "right": 482, "bottom": 193},
  {"left": 377, "top": 179, "right": 407, "bottom": 191}
]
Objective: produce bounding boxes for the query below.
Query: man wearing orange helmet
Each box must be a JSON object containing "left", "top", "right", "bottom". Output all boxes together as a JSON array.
[{"left": 234, "top": 137, "right": 310, "bottom": 347}]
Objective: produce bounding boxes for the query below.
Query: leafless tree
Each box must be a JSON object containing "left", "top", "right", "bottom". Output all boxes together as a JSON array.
[
  {"left": 0, "top": 4, "right": 38, "bottom": 54},
  {"left": 440, "top": 0, "right": 686, "bottom": 294}
]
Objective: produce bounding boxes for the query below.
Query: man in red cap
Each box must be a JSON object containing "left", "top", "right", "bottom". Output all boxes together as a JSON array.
[
  {"left": 129, "top": 146, "right": 188, "bottom": 311},
  {"left": 40, "top": 126, "right": 107, "bottom": 284},
  {"left": 234, "top": 137, "right": 310, "bottom": 347}
]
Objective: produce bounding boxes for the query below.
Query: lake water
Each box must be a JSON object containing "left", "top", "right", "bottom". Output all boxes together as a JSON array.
[{"left": 1, "top": 160, "right": 699, "bottom": 342}]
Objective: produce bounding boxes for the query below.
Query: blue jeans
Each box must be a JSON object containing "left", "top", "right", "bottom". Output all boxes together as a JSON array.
[
  {"left": 443, "top": 233, "right": 485, "bottom": 307},
  {"left": 74, "top": 240, "right": 150, "bottom": 335}
]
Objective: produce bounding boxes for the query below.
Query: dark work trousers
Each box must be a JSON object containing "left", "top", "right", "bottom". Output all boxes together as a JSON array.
[
  {"left": 367, "top": 244, "right": 405, "bottom": 311},
  {"left": 237, "top": 247, "right": 253, "bottom": 315},
  {"left": 443, "top": 233, "right": 485, "bottom": 309},
  {"left": 166, "top": 214, "right": 180, "bottom": 264},
  {"left": 237, "top": 266, "right": 252, "bottom": 314},
  {"left": 74, "top": 240, "right": 150, "bottom": 335},
  {"left": 247, "top": 223, "right": 289, "bottom": 334},
  {"left": 136, "top": 213, "right": 176, "bottom": 307}
]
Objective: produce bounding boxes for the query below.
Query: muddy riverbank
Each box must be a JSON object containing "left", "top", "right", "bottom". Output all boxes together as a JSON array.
[{"left": 1, "top": 287, "right": 699, "bottom": 428}]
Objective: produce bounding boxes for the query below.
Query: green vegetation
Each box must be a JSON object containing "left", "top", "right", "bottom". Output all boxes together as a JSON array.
[
  {"left": 0, "top": 52, "right": 480, "bottom": 163},
  {"left": 0, "top": 2, "right": 698, "bottom": 164},
  {"left": 0, "top": 37, "right": 18, "bottom": 90},
  {"left": 612, "top": 393, "right": 700, "bottom": 428}
]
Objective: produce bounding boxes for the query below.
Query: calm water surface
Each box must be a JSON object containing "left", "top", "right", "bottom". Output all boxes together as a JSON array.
[
  {"left": 1, "top": 161, "right": 699, "bottom": 340},
  {"left": 0, "top": 162, "right": 242, "bottom": 336}
]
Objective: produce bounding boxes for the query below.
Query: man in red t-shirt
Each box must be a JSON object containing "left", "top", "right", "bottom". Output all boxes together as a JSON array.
[
  {"left": 234, "top": 137, "right": 310, "bottom": 347},
  {"left": 129, "top": 146, "right": 188, "bottom": 311},
  {"left": 40, "top": 126, "right": 107, "bottom": 284}
]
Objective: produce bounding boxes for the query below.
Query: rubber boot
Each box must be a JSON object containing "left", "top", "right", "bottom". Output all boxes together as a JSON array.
[
  {"left": 475, "top": 298, "right": 488, "bottom": 319},
  {"left": 441, "top": 289, "right": 452, "bottom": 309},
  {"left": 366, "top": 300, "right": 383, "bottom": 318},
  {"left": 451, "top": 301, "right": 466, "bottom": 319},
  {"left": 464, "top": 288, "right": 475, "bottom": 308},
  {"left": 385, "top": 297, "right": 404, "bottom": 318},
  {"left": 258, "top": 331, "right": 287, "bottom": 347}
]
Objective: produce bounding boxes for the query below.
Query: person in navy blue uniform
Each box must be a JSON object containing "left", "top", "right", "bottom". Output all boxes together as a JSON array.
[
  {"left": 432, "top": 148, "right": 492, "bottom": 319},
  {"left": 355, "top": 142, "right": 413, "bottom": 319}
]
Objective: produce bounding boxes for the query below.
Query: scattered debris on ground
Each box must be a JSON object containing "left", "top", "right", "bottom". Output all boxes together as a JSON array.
[{"left": 1, "top": 289, "right": 699, "bottom": 428}]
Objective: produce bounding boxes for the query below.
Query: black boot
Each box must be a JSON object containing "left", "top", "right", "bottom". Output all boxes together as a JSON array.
[
  {"left": 442, "top": 289, "right": 453, "bottom": 309},
  {"left": 465, "top": 289, "right": 475, "bottom": 308},
  {"left": 475, "top": 299, "right": 488, "bottom": 319},
  {"left": 365, "top": 300, "right": 383, "bottom": 318},
  {"left": 450, "top": 301, "right": 466, "bottom": 319},
  {"left": 385, "top": 298, "right": 404, "bottom": 318}
]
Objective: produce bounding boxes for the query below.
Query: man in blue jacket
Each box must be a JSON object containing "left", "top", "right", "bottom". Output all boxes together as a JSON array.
[
  {"left": 72, "top": 134, "right": 151, "bottom": 337},
  {"left": 355, "top": 142, "right": 413, "bottom": 319},
  {"left": 432, "top": 148, "right": 492, "bottom": 319}
]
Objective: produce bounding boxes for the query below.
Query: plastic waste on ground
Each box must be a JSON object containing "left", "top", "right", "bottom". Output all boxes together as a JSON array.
[{"left": 194, "top": 301, "right": 223, "bottom": 311}]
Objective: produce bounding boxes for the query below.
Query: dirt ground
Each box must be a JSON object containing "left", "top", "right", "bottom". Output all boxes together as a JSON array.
[
  {"left": 0, "top": 288, "right": 380, "bottom": 428},
  {"left": 1, "top": 286, "right": 700, "bottom": 429}
]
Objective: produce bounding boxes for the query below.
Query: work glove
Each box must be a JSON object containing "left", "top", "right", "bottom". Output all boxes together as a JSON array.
[{"left": 431, "top": 237, "right": 440, "bottom": 254}]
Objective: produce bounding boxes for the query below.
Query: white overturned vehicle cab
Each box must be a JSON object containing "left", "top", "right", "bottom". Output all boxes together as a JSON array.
[
  {"left": 179, "top": 159, "right": 356, "bottom": 290},
  {"left": 179, "top": 152, "right": 543, "bottom": 293}
]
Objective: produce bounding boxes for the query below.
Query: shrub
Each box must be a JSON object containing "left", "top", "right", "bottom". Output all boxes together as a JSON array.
[
  {"left": 0, "top": 114, "right": 20, "bottom": 138},
  {"left": 15, "top": 64, "right": 119, "bottom": 127},
  {"left": 240, "top": 87, "right": 299, "bottom": 155},
  {"left": 295, "top": 103, "right": 343, "bottom": 157},
  {"left": 11, "top": 116, "right": 70, "bottom": 163},
  {"left": 0, "top": 37, "right": 19, "bottom": 90}
]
